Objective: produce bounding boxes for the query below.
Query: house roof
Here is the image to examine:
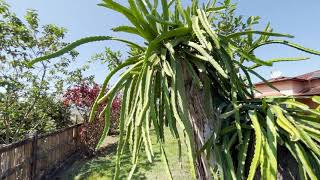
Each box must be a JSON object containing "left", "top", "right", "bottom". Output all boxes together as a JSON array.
[
  {"left": 255, "top": 70, "right": 320, "bottom": 85},
  {"left": 254, "top": 70, "right": 320, "bottom": 97},
  {"left": 296, "top": 70, "right": 320, "bottom": 80},
  {"left": 298, "top": 87, "right": 320, "bottom": 96}
]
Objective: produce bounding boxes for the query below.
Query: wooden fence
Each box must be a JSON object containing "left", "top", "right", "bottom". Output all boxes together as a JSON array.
[{"left": 0, "top": 123, "right": 83, "bottom": 180}]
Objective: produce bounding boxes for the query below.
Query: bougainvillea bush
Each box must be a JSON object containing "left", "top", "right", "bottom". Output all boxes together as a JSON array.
[{"left": 63, "top": 82, "right": 121, "bottom": 154}]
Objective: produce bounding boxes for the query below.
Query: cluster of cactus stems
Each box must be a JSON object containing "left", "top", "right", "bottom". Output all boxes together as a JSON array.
[{"left": 28, "top": 0, "right": 320, "bottom": 179}]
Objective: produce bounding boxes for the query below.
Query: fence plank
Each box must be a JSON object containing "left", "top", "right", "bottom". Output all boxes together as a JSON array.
[
  {"left": 24, "top": 142, "right": 31, "bottom": 180},
  {"left": 14, "top": 146, "right": 22, "bottom": 179},
  {"left": 0, "top": 124, "right": 83, "bottom": 180},
  {"left": 8, "top": 148, "right": 14, "bottom": 180}
]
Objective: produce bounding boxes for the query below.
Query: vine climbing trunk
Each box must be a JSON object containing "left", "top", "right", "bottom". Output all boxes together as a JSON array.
[
  {"left": 181, "top": 62, "right": 299, "bottom": 180},
  {"left": 182, "top": 62, "right": 217, "bottom": 180},
  {"left": 187, "top": 86, "right": 214, "bottom": 179}
]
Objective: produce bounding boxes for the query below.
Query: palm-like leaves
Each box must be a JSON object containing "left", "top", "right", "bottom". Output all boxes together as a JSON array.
[{"left": 28, "top": 0, "right": 320, "bottom": 179}]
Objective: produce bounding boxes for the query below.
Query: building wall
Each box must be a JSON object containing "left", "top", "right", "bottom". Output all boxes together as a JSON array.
[
  {"left": 290, "top": 81, "right": 305, "bottom": 94},
  {"left": 255, "top": 80, "right": 303, "bottom": 97},
  {"left": 255, "top": 79, "right": 320, "bottom": 108},
  {"left": 310, "top": 79, "right": 320, "bottom": 88}
]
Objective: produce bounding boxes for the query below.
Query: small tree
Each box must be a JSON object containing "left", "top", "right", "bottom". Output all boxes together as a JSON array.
[
  {"left": 0, "top": 0, "right": 91, "bottom": 143},
  {"left": 29, "top": 0, "right": 320, "bottom": 179}
]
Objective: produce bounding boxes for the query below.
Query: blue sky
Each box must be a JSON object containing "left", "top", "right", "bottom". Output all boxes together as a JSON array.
[{"left": 6, "top": 0, "right": 320, "bottom": 84}]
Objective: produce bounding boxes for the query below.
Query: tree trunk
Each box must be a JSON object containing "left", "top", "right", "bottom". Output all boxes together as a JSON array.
[
  {"left": 186, "top": 84, "right": 215, "bottom": 179},
  {"left": 182, "top": 62, "right": 216, "bottom": 179},
  {"left": 182, "top": 64, "right": 299, "bottom": 180},
  {"left": 276, "top": 146, "right": 299, "bottom": 180}
]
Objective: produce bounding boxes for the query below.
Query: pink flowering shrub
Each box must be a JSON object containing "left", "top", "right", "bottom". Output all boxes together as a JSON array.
[{"left": 63, "top": 82, "right": 121, "bottom": 155}]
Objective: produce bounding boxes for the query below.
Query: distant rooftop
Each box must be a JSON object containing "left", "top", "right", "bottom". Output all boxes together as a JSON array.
[
  {"left": 255, "top": 70, "right": 320, "bottom": 85},
  {"left": 255, "top": 70, "right": 320, "bottom": 97},
  {"left": 296, "top": 70, "right": 320, "bottom": 80}
]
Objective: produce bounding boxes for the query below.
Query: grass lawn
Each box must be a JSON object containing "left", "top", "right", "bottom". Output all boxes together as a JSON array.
[{"left": 56, "top": 129, "right": 192, "bottom": 180}]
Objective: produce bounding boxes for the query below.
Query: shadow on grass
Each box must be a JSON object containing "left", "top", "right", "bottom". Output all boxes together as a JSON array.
[
  {"left": 54, "top": 129, "right": 192, "bottom": 180},
  {"left": 55, "top": 141, "right": 161, "bottom": 180}
]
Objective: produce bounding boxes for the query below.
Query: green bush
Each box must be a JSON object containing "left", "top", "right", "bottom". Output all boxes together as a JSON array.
[
  {"left": 0, "top": 0, "right": 91, "bottom": 144},
  {"left": 0, "top": 96, "right": 72, "bottom": 143}
]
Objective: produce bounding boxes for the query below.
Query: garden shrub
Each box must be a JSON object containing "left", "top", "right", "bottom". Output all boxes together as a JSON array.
[{"left": 63, "top": 82, "right": 121, "bottom": 155}]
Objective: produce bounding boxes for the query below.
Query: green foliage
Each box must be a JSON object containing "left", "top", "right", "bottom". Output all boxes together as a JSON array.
[
  {"left": 28, "top": 0, "right": 320, "bottom": 179},
  {"left": 0, "top": 95, "right": 72, "bottom": 143},
  {"left": 90, "top": 47, "right": 122, "bottom": 71},
  {"left": 0, "top": 0, "right": 92, "bottom": 144}
]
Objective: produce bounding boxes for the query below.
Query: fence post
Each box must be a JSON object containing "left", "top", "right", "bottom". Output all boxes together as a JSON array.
[
  {"left": 75, "top": 124, "right": 81, "bottom": 151},
  {"left": 29, "top": 132, "right": 38, "bottom": 180}
]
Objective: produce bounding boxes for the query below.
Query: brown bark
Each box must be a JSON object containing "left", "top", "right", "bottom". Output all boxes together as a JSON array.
[
  {"left": 276, "top": 146, "right": 299, "bottom": 180},
  {"left": 182, "top": 63, "right": 216, "bottom": 179},
  {"left": 185, "top": 89, "right": 299, "bottom": 180},
  {"left": 187, "top": 84, "right": 213, "bottom": 179},
  {"left": 182, "top": 63, "right": 299, "bottom": 180},
  {"left": 251, "top": 146, "right": 299, "bottom": 180}
]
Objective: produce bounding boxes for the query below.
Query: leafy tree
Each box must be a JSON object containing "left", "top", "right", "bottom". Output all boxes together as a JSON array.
[
  {"left": 0, "top": 0, "right": 91, "bottom": 143},
  {"left": 29, "top": 0, "right": 320, "bottom": 179},
  {"left": 91, "top": 47, "right": 122, "bottom": 71}
]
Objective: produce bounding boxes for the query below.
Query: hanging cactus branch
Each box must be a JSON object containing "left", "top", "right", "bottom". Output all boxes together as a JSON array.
[{"left": 28, "top": 0, "right": 320, "bottom": 179}]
